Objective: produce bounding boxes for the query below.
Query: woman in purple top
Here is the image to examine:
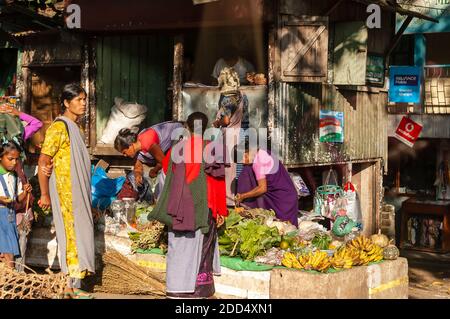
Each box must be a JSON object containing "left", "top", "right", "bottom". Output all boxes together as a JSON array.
[
  {"left": 235, "top": 142, "right": 299, "bottom": 226},
  {"left": 0, "top": 104, "right": 43, "bottom": 141},
  {"left": 0, "top": 103, "right": 43, "bottom": 271}
]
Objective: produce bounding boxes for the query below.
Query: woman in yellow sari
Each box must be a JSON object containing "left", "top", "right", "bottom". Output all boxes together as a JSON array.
[{"left": 38, "top": 83, "right": 95, "bottom": 299}]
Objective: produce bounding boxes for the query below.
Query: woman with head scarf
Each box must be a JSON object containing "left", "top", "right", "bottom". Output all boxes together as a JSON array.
[
  {"left": 213, "top": 67, "right": 249, "bottom": 206},
  {"left": 150, "top": 112, "right": 227, "bottom": 298}
]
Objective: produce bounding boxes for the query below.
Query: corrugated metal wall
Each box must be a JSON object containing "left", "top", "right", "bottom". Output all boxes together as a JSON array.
[
  {"left": 388, "top": 114, "right": 450, "bottom": 138},
  {"left": 95, "top": 35, "right": 173, "bottom": 139},
  {"left": 275, "top": 82, "right": 388, "bottom": 166}
]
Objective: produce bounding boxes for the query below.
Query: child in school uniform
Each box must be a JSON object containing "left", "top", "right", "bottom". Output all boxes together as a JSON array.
[{"left": 0, "top": 141, "right": 32, "bottom": 268}]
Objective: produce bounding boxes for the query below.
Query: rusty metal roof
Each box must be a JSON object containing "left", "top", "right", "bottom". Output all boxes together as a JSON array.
[
  {"left": 0, "top": 1, "right": 63, "bottom": 37},
  {"left": 352, "top": 0, "right": 438, "bottom": 22}
]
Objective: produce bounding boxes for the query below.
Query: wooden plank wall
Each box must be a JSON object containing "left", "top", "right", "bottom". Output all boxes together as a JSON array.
[
  {"left": 279, "top": 0, "right": 394, "bottom": 54},
  {"left": 95, "top": 35, "right": 173, "bottom": 141}
]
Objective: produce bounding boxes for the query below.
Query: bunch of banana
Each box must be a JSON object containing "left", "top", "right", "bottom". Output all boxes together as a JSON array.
[
  {"left": 347, "top": 236, "right": 373, "bottom": 251},
  {"left": 365, "top": 244, "right": 383, "bottom": 263},
  {"left": 298, "top": 251, "right": 331, "bottom": 272},
  {"left": 281, "top": 252, "right": 302, "bottom": 269},
  {"left": 346, "top": 236, "right": 383, "bottom": 265},
  {"left": 330, "top": 247, "right": 354, "bottom": 269}
]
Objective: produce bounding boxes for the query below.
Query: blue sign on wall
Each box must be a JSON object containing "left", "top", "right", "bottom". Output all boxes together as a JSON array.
[
  {"left": 396, "top": 1, "right": 450, "bottom": 34},
  {"left": 389, "top": 66, "right": 422, "bottom": 103}
]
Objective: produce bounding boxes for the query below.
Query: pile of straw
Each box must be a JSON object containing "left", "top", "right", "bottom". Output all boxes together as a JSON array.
[
  {"left": 94, "top": 250, "right": 166, "bottom": 297},
  {"left": 0, "top": 263, "right": 66, "bottom": 299}
]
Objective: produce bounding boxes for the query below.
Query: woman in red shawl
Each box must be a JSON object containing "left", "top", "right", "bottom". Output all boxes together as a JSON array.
[{"left": 150, "top": 112, "right": 227, "bottom": 298}]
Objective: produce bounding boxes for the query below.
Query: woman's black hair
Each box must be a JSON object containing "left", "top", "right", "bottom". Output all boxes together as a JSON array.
[
  {"left": 114, "top": 128, "right": 138, "bottom": 152},
  {"left": 0, "top": 140, "right": 21, "bottom": 158},
  {"left": 186, "top": 112, "right": 208, "bottom": 135},
  {"left": 61, "top": 83, "right": 86, "bottom": 110}
]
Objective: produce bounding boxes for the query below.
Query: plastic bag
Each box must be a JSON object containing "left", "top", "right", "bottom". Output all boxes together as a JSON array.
[
  {"left": 289, "top": 172, "right": 310, "bottom": 197},
  {"left": 91, "top": 166, "right": 126, "bottom": 210},
  {"left": 297, "top": 220, "right": 327, "bottom": 241},
  {"left": 343, "top": 182, "right": 362, "bottom": 223},
  {"left": 117, "top": 172, "right": 154, "bottom": 203},
  {"left": 314, "top": 169, "right": 344, "bottom": 220},
  {"left": 313, "top": 185, "right": 344, "bottom": 220}
]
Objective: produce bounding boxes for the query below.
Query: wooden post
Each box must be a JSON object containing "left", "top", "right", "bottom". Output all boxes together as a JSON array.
[
  {"left": 172, "top": 36, "right": 184, "bottom": 121},
  {"left": 268, "top": 26, "right": 277, "bottom": 140},
  {"left": 395, "top": 167, "right": 401, "bottom": 192},
  {"left": 21, "top": 67, "right": 32, "bottom": 114},
  {"left": 374, "top": 159, "right": 383, "bottom": 233},
  {"left": 322, "top": 0, "right": 345, "bottom": 16},
  {"left": 385, "top": 16, "right": 413, "bottom": 68},
  {"left": 81, "top": 42, "right": 90, "bottom": 147},
  {"left": 88, "top": 38, "right": 97, "bottom": 150}
]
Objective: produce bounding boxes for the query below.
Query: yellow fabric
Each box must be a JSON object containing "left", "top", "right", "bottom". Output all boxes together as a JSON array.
[{"left": 41, "top": 121, "right": 88, "bottom": 279}]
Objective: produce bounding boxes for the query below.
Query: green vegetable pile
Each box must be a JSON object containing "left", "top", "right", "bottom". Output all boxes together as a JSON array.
[
  {"left": 135, "top": 202, "right": 152, "bottom": 219},
  {"left": 219, "top": 210, "right": 281, "bottom": 261},
  {"left": 129, "top": 220, "right": 166, "bottom": 253},
  {"left": 311, "top": 232, "right": 332, "bottom": 250}
]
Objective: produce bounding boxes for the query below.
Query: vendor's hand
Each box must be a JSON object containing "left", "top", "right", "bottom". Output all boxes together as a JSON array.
[
  {"left": 40, "top": 161, "right": 53, "bottom": 177},
  {"left": 234, "top": 193, "right": 244, "bottom": 204},
  {"left": 149, "top": 167, "right": 159, "bottom": 178},
  {"left": 212, "top": 119, "right": 220, "bottom": 128},
  {"left": 23, "top": 183, "right": 32, "bottom": 194},
  {"left": 216, "top": 214, "right": 225, "bottom": 228},
  {"left": 38, "top": 194, "right": 51, "bottom": 210},
  {"left": 0, "top": 104, "right": 20, "bottom": 116},
  {"left": 0, "top": 196, "right": 13, "bottom": 205},
  {"left": 135, "top": 173, "right": 143, "bottom": 186}
]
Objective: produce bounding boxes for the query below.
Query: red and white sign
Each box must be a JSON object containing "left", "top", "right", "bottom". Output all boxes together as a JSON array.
[{"left": 395, "top": 116, "right": 423, "bottom": 147}]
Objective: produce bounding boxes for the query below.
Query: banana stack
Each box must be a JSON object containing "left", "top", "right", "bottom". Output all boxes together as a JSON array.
[
  {"left": 298, "top": 251, "right": 331, "bottom": 273},
  {"left": 282, "top": 251, "right": 331, "bottom": 272},
  {"left": 281, "top": 252, "right": 302, "bottom": 269},
  {"left": 346, "top": 236, "right": 383, "bottom": 265},
  {"left": 329, "top": 247, "right": 354, "bottom": 269}
]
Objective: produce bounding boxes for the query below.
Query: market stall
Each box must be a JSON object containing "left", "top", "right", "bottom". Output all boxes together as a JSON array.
[{"left": 25, "top": 196, "right": 408, "bottom": 298}]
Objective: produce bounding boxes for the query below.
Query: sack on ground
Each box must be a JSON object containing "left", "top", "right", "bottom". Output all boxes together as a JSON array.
[{"left": 99, "top": 97, "right": 147, "bottom": 144}]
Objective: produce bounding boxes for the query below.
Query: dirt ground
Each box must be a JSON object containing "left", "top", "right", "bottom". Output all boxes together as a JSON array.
[{"left": 401, "top": 249, "right": 450, "bottom": 299}]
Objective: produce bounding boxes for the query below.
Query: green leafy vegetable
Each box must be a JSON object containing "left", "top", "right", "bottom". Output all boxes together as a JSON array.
[
  {"left": 219, "top": 213, "right": 281, "bottom": 261},
  {"left": 311, "top": 232, "right": 332, "bottom": 250}
]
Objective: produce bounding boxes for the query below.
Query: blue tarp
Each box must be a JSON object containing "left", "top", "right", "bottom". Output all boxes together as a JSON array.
[{"left": 91, "top": 166, "right": 126, "bottom": 210}]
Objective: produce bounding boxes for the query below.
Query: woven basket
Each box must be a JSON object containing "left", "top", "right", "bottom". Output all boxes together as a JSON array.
[{"left": 0, "top": 263, "right": 67, "bottom": 299}]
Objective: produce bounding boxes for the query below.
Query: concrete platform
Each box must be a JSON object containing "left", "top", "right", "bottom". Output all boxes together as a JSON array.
[{"left": 25, "top": 227, "right": 408, "bottom": 299}]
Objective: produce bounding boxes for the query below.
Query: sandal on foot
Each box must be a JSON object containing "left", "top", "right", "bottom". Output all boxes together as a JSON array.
[
  {"left": 63, "top": 292, "right": 73, "bottom": 299},
  {"left": 72, "top": 290, "right": 94, "bottom": 299}
]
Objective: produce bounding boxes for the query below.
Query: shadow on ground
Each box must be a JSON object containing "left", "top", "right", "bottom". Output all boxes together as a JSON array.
[{"left": 401, "top": 249, "right": 450, "bottom": 299}]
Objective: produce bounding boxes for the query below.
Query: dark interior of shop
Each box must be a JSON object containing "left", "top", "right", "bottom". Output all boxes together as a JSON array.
[
  {"left": 384, "top": 137, "right": 438, "bottom": 196},
  {"left": 182, "top": 26, "right": 268, "bottom": 85}
]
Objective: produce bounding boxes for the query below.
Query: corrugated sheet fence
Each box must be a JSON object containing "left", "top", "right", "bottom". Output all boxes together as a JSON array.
[{"left": 275, "top": 82, "right": 388, "bottom": 166}]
